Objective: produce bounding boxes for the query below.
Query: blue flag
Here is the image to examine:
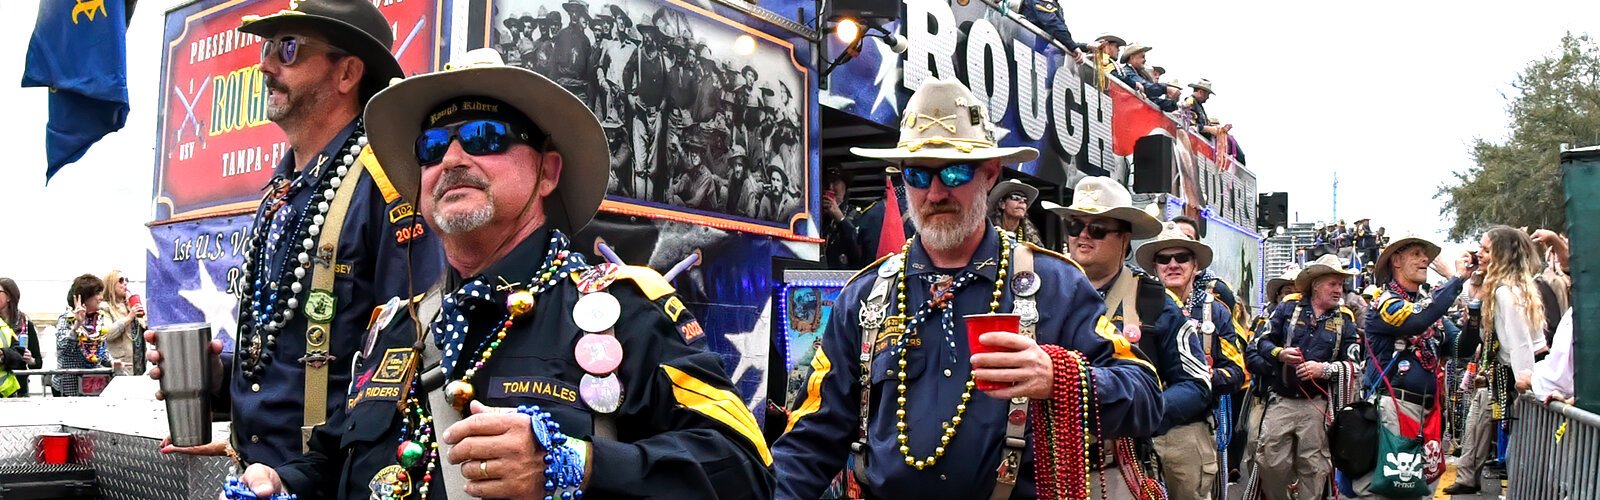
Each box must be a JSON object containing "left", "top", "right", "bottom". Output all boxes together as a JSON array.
[{"left": 22, "top": 0, "right": 130, "bottom": 181}]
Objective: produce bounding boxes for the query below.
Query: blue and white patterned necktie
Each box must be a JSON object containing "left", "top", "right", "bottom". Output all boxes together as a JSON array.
[{"left": 432, "top": 277, "right": 494, "bottom": 375}]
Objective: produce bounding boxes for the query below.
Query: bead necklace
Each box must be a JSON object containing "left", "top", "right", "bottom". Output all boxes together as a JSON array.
[
  {"left": 237, "top": 125, "right": 368, "bottom": 381},
  {"left": 440, "top": 231, "right": 587, "bottom": 411},
  {"left": 517, "top": 405, "right": 587, "bottom": 500},
  {"left": 1386, "top": 280, "right": 1441, "bottom": 371},
  {"left": 1029, "top": 345, "right": 1092, "bottom": 499},
  {"left": 891, "top": 232, "right": 1011, "bottom": 470},
  {"left": 393, "top": 381, "right": 440, "bottom": 500},
  {"left": 75, "top": 314, "right": 108, "bottom": 365}
]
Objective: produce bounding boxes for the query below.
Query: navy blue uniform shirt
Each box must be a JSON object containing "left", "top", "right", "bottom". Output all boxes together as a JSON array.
[
  {"left": 1102, "top": 269, "right": 1210, "bottom": 433},
  {"left": 772, "top": 227, "right": 1162, "bottom": 499},
  {"left": 223, "top": 120, "right": 444, "bottom": 467},
  {"left": 1363, "top": 277, "right": 1472, "bottom": 397},
  {"left": 1182, "top": 294, "right": 1249, "bottom": 396},
  {"left": 1248, "top": 299, "right": 1362, "bottom": 398},
  {"left": 274, "top": 229, "right": 774, "bottom": 498}
]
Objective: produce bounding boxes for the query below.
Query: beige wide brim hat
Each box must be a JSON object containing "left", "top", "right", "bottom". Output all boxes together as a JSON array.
[
  {"left": 1296, "top": 254, "right": 1359, "bottom": 292},
  {"left": 1041, "top": 176, "right": 1162, "bottom": 239},
  {"left": 1266, "top": 266, "right": 1301, "bottom": 304},
  {"left": 364, "top": 48, "right": 609, "bottom": 233},
  {"left": 1188, "top": 78, "right": 1216, "bottom": 94},
  {"left": 851, "top": 78, "right": 1039, "bottom": 164},
  {"left": 1119, "top": 44, "right": 1152, "bottom": 63},
  {"left": 1135, "top": 222, "right": 1214, "bottom": 272},
  {"left": 1373, "top": 234, "right": 1442, "bottom": 283},
  {"left": 987, "top": 179, "right": 1039, "bottom": 208}
]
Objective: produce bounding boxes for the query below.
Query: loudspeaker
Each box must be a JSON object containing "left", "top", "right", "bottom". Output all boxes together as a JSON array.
[
  {"left": 1257, "top": 192, "right": 1288, "bottom": 230},
  {"left": 1130, "top": 135, "right": 1175, "bottom": 194},
  {"left": 832, "top": 0, "right": 899, "bottom": 19}
]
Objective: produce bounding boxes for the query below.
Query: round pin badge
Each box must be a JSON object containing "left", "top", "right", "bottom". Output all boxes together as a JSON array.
[
  {"left": 580, "top": 373, "right": 624, "bottom": 413},
  {"left": 1011, "top": 271, "right": 1041, "bottom": 297},
  {"left": 1201, "top": 321, "right": 1216, "bottom": 335},
  {"left": 1398, "top": 360, "right": 1412, "bottom": 373},
  {"left": 575, "top": 333, "right": 624, "bottom": 375},
  {"left": 573, "top": 292, "right": 622, "bottom": 333},
  {"left": 1123, "top": 324, "right": 1143, "bottom": 343},
  {"left": 877, "top": 254, "right": 904, "bottom": 278}
]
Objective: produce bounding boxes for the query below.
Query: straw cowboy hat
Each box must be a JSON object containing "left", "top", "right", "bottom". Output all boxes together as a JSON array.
[
  {"left": 1119, "top": 44, "right": 1152, "bottom": 63},
  {"left": 238, "top": 0, "right": 403, "bottom": 102},
  {"left": 987, "top": 179, "right": 1039, "bottom": 208},
  {"left": 1095, "top": 33, "right": 1127, "bottom": 46},
  {"left": 364, "top": 48, "right": 609, "bottom": 233},
  {"left": 1135, "top": 222, "right": 1214, "bottom": 272},
  {"left": 1039, "top": 176, "right": 1162, "bottom": 239},
  {"left": 1373, "top": 233, "right": 1441, "bottom": 283},
  {"left": 851, "top": 78, "right": 1039, "bottom": 164},
  {"left": 1295, "top": 254, "right": 1358, "bottom": 292},
  {"left": 1266, "top": 266, "right": 1301, "bottom": 304},
  {"left": 1188, "top": 79, "right": 1216, "bottom": 94}
]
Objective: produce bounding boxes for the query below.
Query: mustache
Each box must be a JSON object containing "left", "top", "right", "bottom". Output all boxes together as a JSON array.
[
  {"left": 263, "top": 75, "right": 289, "bottom": 94},
  {"left": 432, "top": 169, "right": 491, "bottom": 198},
  {"left": 919, "top": 199, "right": 962, "bottom": 216}
]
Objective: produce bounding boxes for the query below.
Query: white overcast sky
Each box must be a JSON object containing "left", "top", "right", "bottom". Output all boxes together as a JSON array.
[{"left": 3, "top": 0, "right": 1596, "bottom": 301}]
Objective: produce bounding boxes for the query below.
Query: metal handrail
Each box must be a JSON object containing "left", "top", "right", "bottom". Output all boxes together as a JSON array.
[
  {"left": 13, "top": 368, "right": 116, "bottom": 376},
  {"left": 1507, "top": 392, "right": 1600, "bottom": 499}
]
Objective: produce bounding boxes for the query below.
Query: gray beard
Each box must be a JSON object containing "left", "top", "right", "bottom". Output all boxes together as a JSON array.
[
  {"left": 433, "top": 203, "right": 495, "bottom": 235},
  {"left": 910, "top": 199, "right": 988, "bottom": 252}
]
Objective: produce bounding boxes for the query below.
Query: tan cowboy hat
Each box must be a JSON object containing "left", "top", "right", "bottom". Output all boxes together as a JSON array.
[
  {"left": 1095, "top": 33, "right": 1127, "bottom": 45},
  {"left": 1295, "top": 254, "right": 1358, "bottom": 292},
  {"left": 851, "top": 78, "right": 1039, "bottom": 164},
  {"left": 1373, "top": 234, "right": 1441, "bottom": 283},
  {"left": 987, "top": 179, "right": 1039, "bottom": 208},
  {"left": 364, "top": 48, "right": 609, "bottom": 233},
  {"left": 1040, "top": 176, "right": 1162, "bottom": 239},
  {"left": 1135, "top": 222, "right": 1214, "bottom": 272},
  {"left": 1119, "top": 44, "right": 1152, "bottom": 63},
  {"left": 1266, "top": 266, "right": 1301, "bottom": 304},
  {"left": 1188, "top": 78, "right": 1216, "bottom": 94}
]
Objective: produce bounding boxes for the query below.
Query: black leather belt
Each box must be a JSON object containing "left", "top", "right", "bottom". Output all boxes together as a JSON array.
[{"left": 1390, "top": 388, "right": 1435, "bottom": 408}]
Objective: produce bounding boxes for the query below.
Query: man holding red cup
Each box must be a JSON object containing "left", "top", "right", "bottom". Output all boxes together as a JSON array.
[{"left": 773, "top": 79, "right": 1163, "bottom": 500}]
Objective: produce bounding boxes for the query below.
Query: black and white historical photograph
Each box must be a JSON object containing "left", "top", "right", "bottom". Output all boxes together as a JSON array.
[{"left": 492, "top": 0, "right": 808, "bottom": 225}]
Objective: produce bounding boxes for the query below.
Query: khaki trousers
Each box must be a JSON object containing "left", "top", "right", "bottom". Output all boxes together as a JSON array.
[
  {"left": 1153, "top": 421, "right": 1218, "bottom": 500},
  {"left": 1353, "top": 396, "right": 1437, "bottom": 498},
  {"left": 1257, "top": 395, "right": 1330, "bottom": 500},
  {"left": 1452, "top": 388, "right": 1496, "bottom": 488}
]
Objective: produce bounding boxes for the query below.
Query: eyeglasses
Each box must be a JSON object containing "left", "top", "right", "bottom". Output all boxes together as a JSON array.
[
  {"left": 1154, "top": 252, "right": 1195, "bottom": 265},
  {"left": 901, "top": 163, "right": 977, "bottom": 189},
  {"left": 1006, "top": 192, "right": 1029, "bottom": 203},
  {"left": 1064, "top": 218, "right": 1125, "bottom": 240},
  {"left": 260, "top": 36, "right": 346, "bottom": 66},
  {"left": 415, "top": 120, "right": 538, "bottom": 167},
  {"left": 117, "top": 277, "right": 128, "bottom": 284}
]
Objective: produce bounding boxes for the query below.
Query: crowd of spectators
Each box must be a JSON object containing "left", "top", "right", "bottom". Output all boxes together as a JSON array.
[{"left": 0, "top": 271, "right": 148, "bottom": 398}]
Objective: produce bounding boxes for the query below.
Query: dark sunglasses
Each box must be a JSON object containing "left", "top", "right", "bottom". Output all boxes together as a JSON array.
[
  {"left": 1154, "top": 252, "right": 1194, "bottom": 265},
  {"left": 1064, "top": 218, "right": 1125, "bottom": 240},
  {"left": 415, "top": 120, "right": 538, "bottom": 167},
  {"left": 901, "top": 163, "right": 977, "bottom": 189},
  {"left": 1005, "top": 192, "right": 1029, "bottom": 203},
  {"left": 117, "top": 277, "right": 128, "bottom": 284},
  {"left": 260, "top": 36, "right": 346, "bottom": 66}
]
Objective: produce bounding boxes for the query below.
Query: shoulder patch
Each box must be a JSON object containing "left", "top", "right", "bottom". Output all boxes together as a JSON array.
[
  {"left": 1339, "top": 306, "right": 1357, "bottom": 319},
  {"left": 387, "top": 202, "right": 417, "bottom": 224},
  {"left": 1280, "top": 292, "right": 1302, "bottom": 302},
  {"left": 612, "top": 265, "right": 677, "bottom": 300},
  {"left": 1378, "top": 296, "right": 1414, "bottom": 327},
  {"left": 1023, "top": 242, "right": 1085, "bottom": 274}
]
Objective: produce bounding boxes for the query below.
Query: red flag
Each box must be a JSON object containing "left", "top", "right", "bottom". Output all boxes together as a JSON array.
[
  {"left": 1110, "top": 85, "right": 1175, "bottom": 156},
  {"left": 876, "top": 176, "right": 906, "bottom": 258}
]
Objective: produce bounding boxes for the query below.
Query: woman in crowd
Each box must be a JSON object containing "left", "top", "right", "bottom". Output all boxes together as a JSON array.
[
  {"left": 100, "top": 270, "right": 146, "bottom": 375},
  {"left": 0, "top": 278, "right": 41, "bottom": 397},
  {"left": 54, "top": 274, "right": 113, "bottom": 396},
  {"left": 1444, "top": 226, "right": 1546, "bottom": 494}
]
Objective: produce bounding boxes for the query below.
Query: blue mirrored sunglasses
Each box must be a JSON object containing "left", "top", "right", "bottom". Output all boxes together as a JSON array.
[
  {"left": 414, "top": 119, "right": 535, "bottom": 167},
  {"left": 900, "top": 163, "right": 978, "bottom": 189}
]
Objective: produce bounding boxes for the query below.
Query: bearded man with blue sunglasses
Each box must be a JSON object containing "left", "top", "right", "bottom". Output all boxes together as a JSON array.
[
  {"left": 774, "top": 79, "right": 1163, "bottom": 500},
  {"left": 145, "top": 0, "right": 444, "bottom": 468}
]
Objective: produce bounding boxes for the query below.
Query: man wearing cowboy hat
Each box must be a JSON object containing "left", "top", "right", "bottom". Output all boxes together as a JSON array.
[
  {"left": 231, "top": 49, "right": 774, "bottom": 499},
  {"left": 1181, "top": 79, "right": 1230, "bottom": 140},
  {"left": 146, "top": 0, "right": 445, "bottom": 466},
  {"left": 773, "top": 80, "right": 1161, "bottom": 499},
  {"left": 1245, "top": 254, "right": 1363, "bottom": 500},
  {"left": 1113, "top": 44, "right": 1175, "bottom": 111},
  {"left": 1355, "top": 218, "right": 1379, "bottom": 267},
  {"left": 1358, "top": 234, "right": 1471, "bottom": 498},
  {"left": 987, "top": 179, "right": 1042, "bottom": 245},
  {"left": 1170, "top": 215, "right": 1253, "bottom": 354},
  {"left": 1043, "top": 178, "right": 1213, "bottom": 498},
  {"left": 1092, "top": 34, "right": 1126, "bottom": 80},
  {"left": 1135, "top": 222, "right": 1249, "bottom": 500}
]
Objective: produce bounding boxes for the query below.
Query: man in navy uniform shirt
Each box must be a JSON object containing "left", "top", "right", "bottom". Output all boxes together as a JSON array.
[
  {"left": 772, "top": 79, "right": 1162, "bottom": 500},
  {"left": 232, "top": 48, "right": 773, "bottom": 499},
  {"left": 148, "top": 0, "right": 442, "bottom": 467}
]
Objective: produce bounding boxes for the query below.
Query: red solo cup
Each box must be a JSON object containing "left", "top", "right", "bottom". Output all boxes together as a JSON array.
[
  {"left": 964, "top": 313, "right": 1022, "bottom": 391},
  {"left": 39, "top": 432, "right": 71, "bottom": 464}
]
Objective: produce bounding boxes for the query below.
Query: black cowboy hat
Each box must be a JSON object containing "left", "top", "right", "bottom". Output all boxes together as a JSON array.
[
  {"left": 561, "top": 0, "right": 591, "bottom": 20},
  {"left": 239, "top": 0, "right": 403, "bottom": 103}
]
